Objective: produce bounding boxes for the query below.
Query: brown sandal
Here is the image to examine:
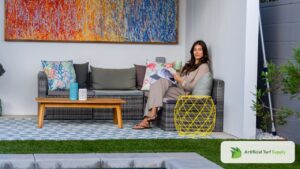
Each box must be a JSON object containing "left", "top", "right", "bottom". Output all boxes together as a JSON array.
[
  {"left": 147, "top": 115, "right": 157, "bottom": 122},
  {"left": 132, "top": 121, "right": 151, "bottom": 130}
]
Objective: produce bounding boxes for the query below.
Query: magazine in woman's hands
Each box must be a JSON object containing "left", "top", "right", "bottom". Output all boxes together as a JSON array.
[{"left": 150, "top": 67, "right": 177, "bottom": 84}]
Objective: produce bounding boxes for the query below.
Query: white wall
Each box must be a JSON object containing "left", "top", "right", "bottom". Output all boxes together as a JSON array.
[
  {"left": 186, "top": 0, "right": 259, "bottom": 138},
  {"left": 0, "top": 0, "right": 259, "bottom": 139},
  {"left": 0, "top": 0, "right": 187, "bottom": 115}
]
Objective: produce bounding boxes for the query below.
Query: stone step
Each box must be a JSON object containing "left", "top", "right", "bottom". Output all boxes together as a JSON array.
[{"left": 0, "top": 153, "right": 223, "bottom": 169}]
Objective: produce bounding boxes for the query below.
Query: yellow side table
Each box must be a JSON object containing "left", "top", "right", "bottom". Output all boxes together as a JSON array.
[{"left": 174, "top": 95, "right": 216, "bottom": 137}]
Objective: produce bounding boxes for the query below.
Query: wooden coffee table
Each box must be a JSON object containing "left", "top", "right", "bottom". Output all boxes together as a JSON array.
[{"left": 35, "top": 98, "right": 126, "bottom": 129}]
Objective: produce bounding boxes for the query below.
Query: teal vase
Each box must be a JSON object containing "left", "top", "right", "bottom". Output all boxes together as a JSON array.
[{"left": 69, "top": 82, "right": 78, "bottom": 100}]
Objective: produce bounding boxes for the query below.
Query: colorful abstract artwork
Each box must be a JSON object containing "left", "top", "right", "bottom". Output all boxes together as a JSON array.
[{"left": 5, "top": 0, "right": 178, "bottom": 44}]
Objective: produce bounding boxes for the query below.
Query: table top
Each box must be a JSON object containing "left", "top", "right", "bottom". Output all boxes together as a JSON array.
[{"left": 35, "top": 98, "right": 126, "bottom": 104}]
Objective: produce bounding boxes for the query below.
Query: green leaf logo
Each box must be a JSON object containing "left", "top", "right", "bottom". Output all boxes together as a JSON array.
[{"left": 231, "top": 147, "right": 242, "bottom": 159}]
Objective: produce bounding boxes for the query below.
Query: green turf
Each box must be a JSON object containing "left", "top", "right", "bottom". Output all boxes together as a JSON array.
[{"left": 0, "top": 139, "right": 299, "bottom": 169}]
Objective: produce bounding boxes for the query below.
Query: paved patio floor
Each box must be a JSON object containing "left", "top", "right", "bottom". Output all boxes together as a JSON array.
[{"left": 0, "top": 116, "right": 237, "bottom": 140}]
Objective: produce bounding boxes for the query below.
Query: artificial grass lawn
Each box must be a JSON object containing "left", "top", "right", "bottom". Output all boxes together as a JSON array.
[{"left": 0, "top": 139, "right": 299, "bottom": 169}]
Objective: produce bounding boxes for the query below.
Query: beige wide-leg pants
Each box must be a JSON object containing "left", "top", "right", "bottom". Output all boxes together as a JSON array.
[{"left": 144, "top": 78, "right": 185, "bottom": 116}]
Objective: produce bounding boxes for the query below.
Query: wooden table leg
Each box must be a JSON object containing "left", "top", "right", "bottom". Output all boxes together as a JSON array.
[
  {"left": 38, "top": 104, "right": 45, "bottom": 128},
  {"left": 113, "top": 107, "right": 117, "bottom": 124},
  {"left": 116, "top": 105, "right": 123, "bottom": 128}
]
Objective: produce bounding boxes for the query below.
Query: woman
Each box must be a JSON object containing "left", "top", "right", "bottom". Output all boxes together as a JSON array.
[{"left": 133, "top": 40, "right": 210, "bottom": 129}]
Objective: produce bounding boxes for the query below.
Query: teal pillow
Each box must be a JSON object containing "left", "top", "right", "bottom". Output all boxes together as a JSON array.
[
  {"left": 192, "top": 72, "right": 213, "bottom": 96},
  {"left": 41, "top": 60, "right": 76, "bottom": 91},
  {"left": 91, "top": 66, "right": 136, "bottom": 90}
]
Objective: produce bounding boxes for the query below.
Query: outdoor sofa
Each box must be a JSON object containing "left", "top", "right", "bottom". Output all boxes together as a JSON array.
[{"left": 37, "top": 58, "right": 224, "bottom": 131}]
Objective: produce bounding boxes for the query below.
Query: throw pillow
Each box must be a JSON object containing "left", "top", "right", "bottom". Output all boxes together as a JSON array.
[
  {"left": 74, "top": 62, "right": 89, "bottom": 88},
  {"left": 141, "top": 61, "right": 165, "bottom": 91},
  {"left": 41, "top": 60, "right": 76, "bottom": 91},
  {"left": 192, "top": 72, "right": 213, "bottom": 96},
  {"left": 0, "top": 64, "right": 5, "bottom": 76},
  {"left": 91, "top": 66, "right": 136, "bottom": 90},
  {"left": 134, "top": 64, "right": 146, "bottom": 90}
]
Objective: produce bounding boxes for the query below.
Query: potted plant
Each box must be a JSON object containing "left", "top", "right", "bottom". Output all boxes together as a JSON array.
[{"left": 253, "top": 47, "right": 300, "bottom": 133}]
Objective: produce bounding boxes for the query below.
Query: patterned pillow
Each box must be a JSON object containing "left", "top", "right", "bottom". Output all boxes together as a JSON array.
[
  {"left": 42, "top": 60, "right": 76, "bottom": 91},
  {"left": 141, "top": 61, "right": 165, "bottom": 90}
]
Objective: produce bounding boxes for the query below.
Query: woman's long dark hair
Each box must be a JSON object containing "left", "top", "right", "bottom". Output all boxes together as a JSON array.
[{"left": 181, "top": 40, "right": 209, "bottom": 75}]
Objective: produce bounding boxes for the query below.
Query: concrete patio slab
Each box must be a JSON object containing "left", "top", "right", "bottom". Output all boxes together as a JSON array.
[
  {"left": 165, "top": 158, "right": 222, "bottom": 169},
  {"left": 157, "top": 152, "right": 200, "bottom": 159},
  {"left": 34, "top": 154, "right": 100, "bottom": 169},
  {"left": 0, "top": 154, "right": 35, "bottom": 169},
  {"left": 97, "top": 153, "right": 164, "bottom": 168},
  {"left": 0, "top": 153, "right": 224, "bottom": 169}
]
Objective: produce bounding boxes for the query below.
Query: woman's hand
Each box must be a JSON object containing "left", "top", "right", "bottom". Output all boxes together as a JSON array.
[{"left": 173, "top": 72, "right": 184, "bottom": 84}]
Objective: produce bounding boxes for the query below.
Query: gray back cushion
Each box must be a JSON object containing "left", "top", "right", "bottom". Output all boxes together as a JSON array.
[
  {"left": 0, "top": 64, "right": 5, "bottom": 76},
  {"left": 192, "top": 72, "right": 213, "bottom": 96},
  {"left": 73, "top": 62, "right": 89, "bottom": 88},
  {"left": 91, "top": 66, "right": 136, "bottom": 90},
  {"left": 134, "top": 64, "right": 146, "bottom": 90}
]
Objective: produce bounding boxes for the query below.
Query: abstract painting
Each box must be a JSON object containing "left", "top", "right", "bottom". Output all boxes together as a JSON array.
[{"left": 5, "top": 0, "right": 178, "bottom": 44}]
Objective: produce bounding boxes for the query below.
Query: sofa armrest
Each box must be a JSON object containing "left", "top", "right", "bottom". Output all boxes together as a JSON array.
[
  {"left": 162, "top": 79, "right": 224, "bottom": 106},
  {"left": 38, "top": 71, "right": 48, "bottom": 97},
  {"left": 211, "top": 79, "right": 225, "bottom": 113},
  {"left": 162, "top": 98, "right": 177, "bottom": 104}
]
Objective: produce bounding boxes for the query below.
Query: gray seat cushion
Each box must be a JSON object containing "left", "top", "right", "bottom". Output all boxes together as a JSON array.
[
  {"left": 94, "top": 90, "right": 143, "bottom": 96},
  {"left": 48, "top": 90, "right": 95, "bottom": 97}
]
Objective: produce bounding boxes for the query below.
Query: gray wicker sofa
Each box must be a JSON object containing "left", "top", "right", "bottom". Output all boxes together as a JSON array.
[
  {"left": 37, "top": 59, "right": 224, "bottom": 132},
  {"left": 38, "top": 71, "right": 144, "bottom": 120}
]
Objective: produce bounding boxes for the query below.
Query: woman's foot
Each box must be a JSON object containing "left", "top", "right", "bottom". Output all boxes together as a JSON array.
[
  {"left": 132, "top": 120, "right": 151, "bottom": 130},
  {"left": 147, "top": 115, "right": 157, "bottom": 122},
  {"left": 147, "top": 108, "right": 158, "bottom": 122}
]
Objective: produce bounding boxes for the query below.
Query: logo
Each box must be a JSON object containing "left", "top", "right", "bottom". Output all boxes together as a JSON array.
[
  {"left": 221, "top": 141, "right": 295, "bottom": 163},
  {"left": 231, "top": 147, "right": 241, "bottom": 159}
]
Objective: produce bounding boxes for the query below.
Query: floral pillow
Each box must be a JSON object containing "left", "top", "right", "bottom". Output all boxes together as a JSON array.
[
  {"left": 42, "top": 60, "right": 76, "bottom": 91},
  {"left": 141, "top": 61, "right": 165, "bottom": 90}
]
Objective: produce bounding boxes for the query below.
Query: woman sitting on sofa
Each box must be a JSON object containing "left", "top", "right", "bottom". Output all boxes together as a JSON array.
[{"left": 133, "top": 40, "right": 211, "bottom": 129}]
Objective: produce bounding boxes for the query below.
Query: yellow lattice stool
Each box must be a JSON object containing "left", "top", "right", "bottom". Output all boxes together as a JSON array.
[{"left": 174, "top": 95, "right": 216, "bottom": 137}]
